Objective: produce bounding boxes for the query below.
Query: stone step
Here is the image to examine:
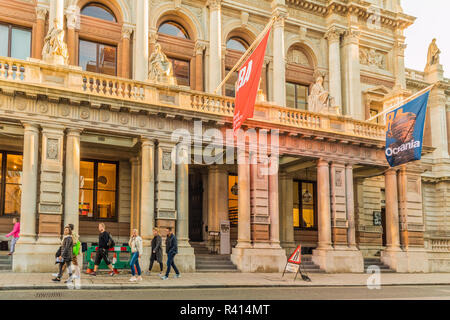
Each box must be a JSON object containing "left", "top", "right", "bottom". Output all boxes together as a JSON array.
[
  {"left": 195, "top": 269, "right": 240, "bottom": 273},
  {"left": 196, "top": 264, "right": 237, "bottom": 269}
]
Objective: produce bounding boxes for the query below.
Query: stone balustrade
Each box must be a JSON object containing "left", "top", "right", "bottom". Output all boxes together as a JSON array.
[
  {"left": 426, "top": 237, "right": 450, "bottom": 252},
  {"left": 0, "top": 57, "right": 386, "bottom": 141}
]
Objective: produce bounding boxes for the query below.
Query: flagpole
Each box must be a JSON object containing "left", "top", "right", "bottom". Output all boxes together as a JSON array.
[
  {"left": 367, "top": 82, "right": 437, "bottom": 122},
  {"left": 213, "top": 16, "right": 276, "bottom": 95}
]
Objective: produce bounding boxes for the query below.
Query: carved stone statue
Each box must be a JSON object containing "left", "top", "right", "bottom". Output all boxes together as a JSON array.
[
  {"left": 426, "top": 38, "right": 441, "bottom": 67},
  {"left": 42, "top": 19, "right": 69, "bottom": 64},
  {"left": 308, "top": 74, "right": 336, "bottom": 114},
  {"left": 148, "top": 43, "right": 176, "bottom": 85}
]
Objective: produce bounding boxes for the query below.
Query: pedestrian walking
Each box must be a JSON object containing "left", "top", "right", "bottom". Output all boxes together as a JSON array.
[
  {"left": 128, "top": 229, "right": 143, "bottom": 282},
  {"left": 5, "top": 217, "right": 20, "bottom": 256},
  {"left": 52, "top": 224, "right": 81, "bottom": 281},
  {"left": 147, "top": 227, "right": 163, "bottom": 276},
  {"left": 89, "top": 223, "right": 116, "bottom": 276},
  {"left": 161, "top": 227, "right": 180, "bottom": 280},
  {"left": 52, "top": 226, "right": 73, "bottom": 282}
]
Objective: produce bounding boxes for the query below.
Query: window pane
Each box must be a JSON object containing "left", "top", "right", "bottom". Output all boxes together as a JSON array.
[
  {"left": 4, "top": 184, "right": 21, "bottom": 215},
  {"left": 225, "top": 69, "right": 238, "bottom": 98},
  {"left": 170, "top": 58, "right": 189, "bottom": 86},
  {"left": 79, "top": 40, "right": 97, "bottom": 73},
  {"left": 97, "top": 191, "right": 116, "bottom": 218},
  {"left": 293, "top": 181, "right": 300, "bottom": 227},
  {"left": 80, "top": 161, "right": 94, "bottom": 189},
  {"left": 81, "top": 4, "right": 116, "bottom": 22},
  {"left": 158, "top": 22, "right": 188, "bottom": 39},
  {"left": 6, "top": 154, "right": 22, "bottom": 184},
  {"left": 97, "top": 162, "right": 116, "bottom": 191},
  {"left": 98, "top": 44, "right": 117, "bottom": 76},
  {"left": 11, "top": 28, "right": 31, "bottom": 60},
  {"left": 79, "top": 189, "right": 94, "bottom": 218},
  {"left": 0, "top": 25, "right": 8, "bottom": 57},
  {"left": 296, "top": 84, "right": 308, "bottom": 110},
  {"left": 228, "top": 175, "right": 238, "bottom": 226},
  {"left": 301, "top": 182, "right": 315, "bottom": 228},
  {"left": 286, "top": 82, "right": 296, "bottom": 109},
  {"left": 226, "top": 38, "right": 247, "bottom": 52}
]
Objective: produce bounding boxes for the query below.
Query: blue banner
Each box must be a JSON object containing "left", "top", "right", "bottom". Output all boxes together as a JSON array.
[{"left": 385, "top": 91, "right": 430, "bottom": 167}]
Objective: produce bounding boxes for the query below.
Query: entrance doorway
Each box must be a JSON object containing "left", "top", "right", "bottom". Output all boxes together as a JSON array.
[{"left": 189, "top": 171, "right": 203, "bottom": 242}]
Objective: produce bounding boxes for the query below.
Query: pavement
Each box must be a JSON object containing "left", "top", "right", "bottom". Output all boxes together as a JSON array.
[{"left": 0, "top": 270, "right": 450, "bottom": 290}]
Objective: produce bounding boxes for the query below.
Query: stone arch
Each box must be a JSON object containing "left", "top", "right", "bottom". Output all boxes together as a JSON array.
[
  {"left": 222, "top": 20, "right": 259, "bottom": 47},
  {"left": 285, "top": 40, "right": 319, "bottom": 70},
  {"left": 150, "top": 5, "right": 204, "bottom": 41},
  {"left": 76, "top": 0, "right": 131, "bottom": 24}
]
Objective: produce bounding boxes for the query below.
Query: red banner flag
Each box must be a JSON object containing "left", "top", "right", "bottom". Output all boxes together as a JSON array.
[{"left": 233, "top": 28, "right": 271, "bottom": 134}]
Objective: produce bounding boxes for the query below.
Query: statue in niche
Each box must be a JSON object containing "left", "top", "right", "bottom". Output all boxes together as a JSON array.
[
  {"left": 426, "top": 38, "right": 441, "bottom": 67},
  {"left": 308, "top": 73, "right": 337, "bottom": 114},
  {"left": 42, "top": 19, "right": 69, "bottom": 64},
  {"left": 148, "top": 43, "right": 176, "bottom": 85}
]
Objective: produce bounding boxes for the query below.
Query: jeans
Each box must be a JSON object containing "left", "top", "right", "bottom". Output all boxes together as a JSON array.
[
  {"left": 130, "top": 252, "right": 141, "bottom": 276},
  {"left": 10, "top": 237, "right": 19, "bottom": 253},
  {"left": 165, "top": 252, "right": 179, "bottom": 277}
]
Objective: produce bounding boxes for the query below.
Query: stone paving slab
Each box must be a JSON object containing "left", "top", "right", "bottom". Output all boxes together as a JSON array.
[{"left": 0, "top": 271, "right": 450, "bottom": 290}]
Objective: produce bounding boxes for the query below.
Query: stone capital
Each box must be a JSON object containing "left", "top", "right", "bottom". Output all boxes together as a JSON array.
[
  {"left": 207, "top": 0, "right": 222, "bottom": 11},
  {"left": 66, "top": 128, "right": 82, "bottom": 137},
  {"left": 130, "top": 156, "right": 141, "bottom": 166},
  {"left": 141, "top": 137, "right": 155, "bottom": 147},
  {"left": 325, "top": 26, "right": 344, "bottom": 43},
  {"left": 122, "top": 24, "right": 134, "bottom": 40},
  {"left": 385, "top": 168, "right": 398, "bottom": 176},
  {"left": 195, "top": 41, "right": 207, "bottom": 55},
  {"left": 149, "top": 30, "right": 158, "bottom": 44},
  {"left": 272, "top": 6, "right": 288, "bottom": 28},
  {"left": 22, "top": 122, "right": 40, "bottom": 133},
  {"left": 317, "top": 158, "right": 329, "bottom": 167},
  {"left": 65, "top": 6, "right": 80, "bottom": 30},
  {"left": 343, "top": 28, "right": 361, "bottom": 44},
  {"left": 36, "top": 6, "right": 48, "bottom": 21}
]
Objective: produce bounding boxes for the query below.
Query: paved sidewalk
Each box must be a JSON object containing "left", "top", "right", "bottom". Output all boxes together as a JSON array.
[{"left": 0, "top": 271, "right": 450, "bottom": 290}]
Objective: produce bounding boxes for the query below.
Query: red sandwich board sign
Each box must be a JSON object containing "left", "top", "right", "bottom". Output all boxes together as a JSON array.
[{"left": 288, "top": 245, "right": 302, "bottom": 265}]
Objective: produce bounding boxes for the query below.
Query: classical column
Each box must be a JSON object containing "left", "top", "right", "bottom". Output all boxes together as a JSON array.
[
  {"left": 176, "top": 144, "right": 190, "bottom": 246},
  {"left": 195, "top": 42, "right": 206, "bottom": 91},
  {"left": 394, "top": 39, "right": 407, "bottom": 89},
  {"left": 345, "top": 164, "right": 357, "bottom": 248},
  {"left": 121, "top": 25, "right": 133, "bottom": 78},
  {"left": 272, "top": 5, "right": 287, "bottom": 107},
  {"left": 317, "top": 159, "right": 332, "bottom": 249},
  {"left": 236, "top": 149, "right": 251, "bottom": 248},
  {"left": 18, "top": 123, "right": 40, "bottom": 243},
  {"left": 279, "top": 171, "right": 294, "bottom": 249},
  {"left": 34, "top": 7, "right": 48, "bottom": 60},
  {"left": 384, "top": 169, "right": 400, "bottom": 250},
  {"left": 64, "top": 128, "right": 81, "bottom": 234},
  {"left": 140, "top": 139, "right": 155, "bottom": 242},
  {"left": 207, "top": 165, "right": 228, "bottom": 235},
  {"left": 130, "top": 157, "right": 141, "bottom": 233},
  {"left": 65, "top": 5, "right": 80, "bottom": 66},
  {"left": 269, "top": 154, "right": 280, "bottom": 247},
  {"left": 325, "top": 27, "right": 343, "bottom": 107},
  {"left": 342, "top": 28, "right": 362, "bottom": 119},
  {"left": 207, "top": 0, "right": 222, "bottom": 93},
  {"left": 134, "top": 0, "right": 149, "bottom": 81}
]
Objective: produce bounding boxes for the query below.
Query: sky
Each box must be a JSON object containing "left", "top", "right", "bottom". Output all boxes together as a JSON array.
[{"left": 402, "top": 0, "right": 450, "bottom": 77}]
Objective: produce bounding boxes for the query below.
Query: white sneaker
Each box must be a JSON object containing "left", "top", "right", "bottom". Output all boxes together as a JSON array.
[
  {"left": 129, "top": 276, "right": 137, "bottom": 282},
  {"left": 52, "top": 273, "right": 59, "bottom": 277},
  {"left": 137, "top": 276, "right": 143, "bottom": 281}
]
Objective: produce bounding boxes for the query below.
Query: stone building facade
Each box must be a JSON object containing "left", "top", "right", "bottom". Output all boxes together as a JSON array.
[{"left": 0, "top": 0, "right": 448, "bottom": 273}]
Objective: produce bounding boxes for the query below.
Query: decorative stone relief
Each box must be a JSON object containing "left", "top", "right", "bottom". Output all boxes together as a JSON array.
[
  {"left": 336, "top": 170, "right": 342, "bottom": 187},
  {"left": 287, "top": 47, "right": 310, "bottom": 66},
  {"left": 359, "top": 47, "right": 386, "bottom": 69},
  {"left": 15, "top": 96, "right": 27, "bottom": 111},
  {"left": 162, "top": 152, "right": 172, "bottom": 170},
  {"left": 37, "top": 100, "right": 48, "bottom": 114},
  {"left": 100, "top": 109, "right": 110, "bottom": 122},
  {"left": 119, "top": 113, "right": 129, "bottom": 125},
  {"left": 46, "top": 138, "right": 59, "bottom": 160},
  {"left": 59, "top": 104, "right": 70, "bottom": 117},
  {"left": 138, "top": 115, "right": 148, "bottom": 128},
  {"left": 80, "top": 107, "right": 90, "bottom": 119}
]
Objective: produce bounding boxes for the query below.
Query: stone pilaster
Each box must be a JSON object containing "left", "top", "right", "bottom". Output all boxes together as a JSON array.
[
  {"left": 65, "top": 5, "right": 80, "bottom": 66},
  {"left": 121, "top": 24, "right": 133, "bottom": 79},
  {"left": 207, "top": 0, "right": 222, "bottom": 92},
  {"left": 279, "top": 171, "right": 295, "bottom": 253},
  {"left": 34, "top": 6, "right": 48, "bottom": 60},
  {"left": 130, "top": 157, "right": 141, "bottom": 234},
  {"left": 325, "top": 27, "right": 343, "bottom": 108},
  {"left": 207, "top": 165, "right": 228, "bottom": 250},
  {"left": 330, "top": 162, "right": 348, "bottom": 246},
  {"left": 345, "top": 164, "right": 357, "bottom": 248},
  {"left": 271, "top": 3, "right": 288, "bottom": 107},
  {"left": 342, "top": 28, "right": 362, "bottom": 119},
  {"left": 64, "top": 128, "right": 81, "bottom": 234},
  {"left": 195, "top": 41, "right": 206, "bottom": 91},
  {"left": 176, "top": 143, "right": 195, "bottom": 272},
  {"left": 250, "top": 154, "right": 270, "bottom": 243},
  {"left": 269, "top": 154, "right": 281, "bottom": 248},
  {"left": 134, "top": 0, "right": 149, "bottom": 81},
  {"left": 394, "top": 39, "right": 407, "bottom": 89}
]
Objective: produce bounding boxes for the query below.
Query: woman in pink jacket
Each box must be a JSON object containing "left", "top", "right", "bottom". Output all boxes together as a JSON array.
[{"left": 5, "top": 218, "right": 20, "bottom": 255}]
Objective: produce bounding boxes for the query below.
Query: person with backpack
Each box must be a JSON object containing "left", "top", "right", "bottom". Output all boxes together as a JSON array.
[
  {"left": 52, "top": 224, "right": 81, "bottom": 281},
  {"left": 161, "top": 227, "right": 180, "bottom": 280},
  {"left": 89, "top": 223, "right": 116, "bottom": 276},
  {"left": 147, "top": 227, "right": 163, "bottom": 276},
  {"left": 52, "top": 226, "right": 73, "bottom": 282},
  {"left": 128, "top": 229, "right": 143, "bottom": 282}
]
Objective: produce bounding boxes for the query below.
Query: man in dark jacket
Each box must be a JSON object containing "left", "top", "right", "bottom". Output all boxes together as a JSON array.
[
  {"left": 161, "top": 227, "right": 180, "bottom": 280},
  {"left": 147, "top": 227, "right": 163, "bottom": 275},
  {"left": 89, "top": 223, "right": 116, "bottom": 277}
]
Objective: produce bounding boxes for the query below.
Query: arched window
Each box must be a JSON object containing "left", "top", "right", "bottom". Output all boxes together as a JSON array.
[
  {"left": 81, "top": 2, "right": 117, "bottom": 22},
  {"left": 226, "top": 37, "right": 248, "bottom": 53},
  {"left": 158, "top": 21, "right": 189, "bottom": 39}
]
